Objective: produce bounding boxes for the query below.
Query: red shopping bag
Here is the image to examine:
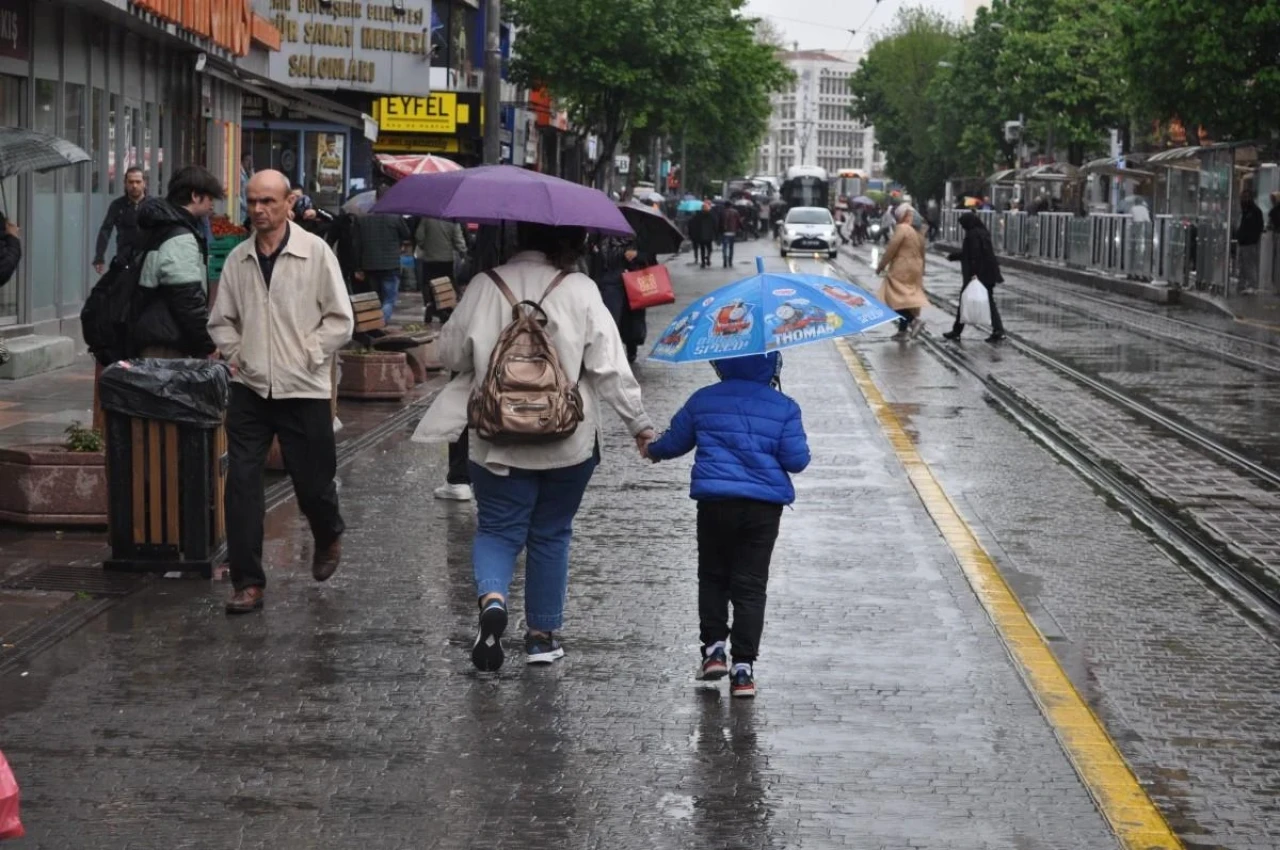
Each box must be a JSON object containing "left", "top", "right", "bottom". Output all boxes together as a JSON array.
[
  {"left": 622, "top": 264, "right": 676, "bottom": 310},
  {"left": 0, "top": 750, "right": 24, "bottom": 840}
]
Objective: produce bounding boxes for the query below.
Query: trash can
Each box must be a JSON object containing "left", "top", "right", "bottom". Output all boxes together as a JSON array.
[{"left": 99, "top": 359, "right": 231, "bottom": 577}]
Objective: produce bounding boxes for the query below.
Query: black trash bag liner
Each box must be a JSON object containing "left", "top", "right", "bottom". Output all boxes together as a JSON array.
[{"left": 99, "top": 358, "right": 230, "bottom": 428}]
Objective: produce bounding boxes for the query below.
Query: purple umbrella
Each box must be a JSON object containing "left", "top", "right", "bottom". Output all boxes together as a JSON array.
[{"left": 371, "top": 164, "right": 634, "bottom": 237}]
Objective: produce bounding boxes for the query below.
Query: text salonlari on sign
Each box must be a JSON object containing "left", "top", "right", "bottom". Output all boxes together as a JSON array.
[{"left": 265, "top": 0, "right": 433, "bottom": 95}]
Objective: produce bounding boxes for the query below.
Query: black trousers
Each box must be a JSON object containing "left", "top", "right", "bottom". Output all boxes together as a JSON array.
[
  {"left": 952, "top": 280, "right": 1004, "bottom": 336},
  {"left": 695, "top": 241, "right": 712, "bottom": 267},
  {"left": 446, "top": 372, "right": 471, "bottom": 486},
  {"left": 696, "top": 498, "right": 783, "bottom": 664},
  {"left": 225, "top": 384, "right": 345, "bottom": 590}
]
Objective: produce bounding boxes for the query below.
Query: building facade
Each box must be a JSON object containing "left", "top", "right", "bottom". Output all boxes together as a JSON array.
[
  {"left": 755, "top": 50, "right": 885, "bottom": 181},
  {"left": 0, "top": 0, "right": 286, "bottom": 367},
  {"left": 248, "top": 0, "right": 522, "bottom": 202}
]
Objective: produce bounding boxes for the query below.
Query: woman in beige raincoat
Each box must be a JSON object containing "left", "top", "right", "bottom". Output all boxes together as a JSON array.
[{"left": 875, "top": 204, "right": 928, "bottom": 339}]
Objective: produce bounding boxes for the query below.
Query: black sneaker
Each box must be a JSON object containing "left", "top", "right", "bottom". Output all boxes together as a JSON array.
[
  {"left": 525, "top": 632, "right": 565, "bottom": 665},
  {"left": 730, "top": 664, "right": 756, "bottom": 698},
  {"left": 471, "top": 598, "right": 507, "bottom": 671},
  {"left": 699, "top": 643, "right": 729, "bottom": 680},
  {"left": 986, "top": 333, "right": 1007, "bottom": 344},
  {"left": 942, "top": 330, "right": 961, "bottom": 341}
]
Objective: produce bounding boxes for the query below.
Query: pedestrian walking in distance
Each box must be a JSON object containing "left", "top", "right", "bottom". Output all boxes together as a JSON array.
[
  {"left": 209, "top": 169, "right": 355, "bottom": 614},
  {"left": 875, "top": 204, "right": 928, "bottom": 340},
  {"left": 645, "top": 352, "right": 810, "bottom": 698},
  {"left": 93, "top": 166, "right": 147, "bottom": 275},
  {"left": 416, "top": 222, "right": 653, "bottom": 670},
  {"left": 943, "top": 211, "right": 1006, "bottom": 343},
  {"left": 688, "top": 201, "right": 716, "bottom": 269}
]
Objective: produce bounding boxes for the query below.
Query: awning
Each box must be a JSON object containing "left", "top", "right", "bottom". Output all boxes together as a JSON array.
[
  {"left": 986, "top": 168, "right": 1019, "bottom": 184},
  {"left": 1017, "top": 163, "right": 1079, "bottom": 182},
  {"left": 1081, "top": 156, "right": 1154, "bottom": 179},
  {"left": 204, "top": 63, "right": 377, "bottom": 140}
]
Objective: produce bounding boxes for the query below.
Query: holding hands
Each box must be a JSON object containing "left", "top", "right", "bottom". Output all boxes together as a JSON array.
[{"left": 635, "top": 428, "right": 655, "bottom": 461}]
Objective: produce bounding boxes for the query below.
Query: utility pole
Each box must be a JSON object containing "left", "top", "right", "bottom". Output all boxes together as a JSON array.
[{"left": 482, "top": 0, "right": 502, "bottom": 165}]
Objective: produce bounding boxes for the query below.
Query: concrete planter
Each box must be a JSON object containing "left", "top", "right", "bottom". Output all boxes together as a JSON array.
[
  {"left": 338, "top": 352, "right": 408, "bottom": 400},
  {"left": 0, "top": 446, "right": 108, "bottom": 527}
]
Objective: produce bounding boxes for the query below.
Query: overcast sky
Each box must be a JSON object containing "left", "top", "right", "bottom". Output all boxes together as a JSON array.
[{"left": 743, "top": 0, "right": 965, "bottom": 52}]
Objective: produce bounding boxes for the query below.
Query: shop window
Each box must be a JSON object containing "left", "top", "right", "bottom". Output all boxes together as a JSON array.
[
  {"left": 431, "top": 0, "right": 450, "bottom": 66},
  {"left": 33, "top": 80, "right": 57, "bottom": 193},
  {"left": 0, "top": 76, "right": 22, "bottom": 324},
  {"left": 306, "top": 131, "right": 346, "bottom": 212},
  {"left": 32, "top": 80, "right": 58, "bottom": 317},
  {"left": 91, "top": 88, "right": 105, "bottom": 192},
  {"left": 109, "top": 93, "right": 121, "bottom": 195},
  {"left": 66, "top": 85, "right": 87, "bottom": 193}
]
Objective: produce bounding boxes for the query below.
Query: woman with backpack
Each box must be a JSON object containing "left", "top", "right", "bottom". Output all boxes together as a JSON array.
[{"left": 416, "top": 222, "right": 654, "bottom": 671}]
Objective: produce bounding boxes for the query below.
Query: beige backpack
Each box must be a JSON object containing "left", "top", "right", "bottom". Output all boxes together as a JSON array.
[{"left": 467, "top": 269, "right": 585, "bottom": 445}]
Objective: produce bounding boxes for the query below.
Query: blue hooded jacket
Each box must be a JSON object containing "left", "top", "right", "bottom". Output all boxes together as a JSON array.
[{"left": 647, "top": 352, "right": 810, "bottom": 505}]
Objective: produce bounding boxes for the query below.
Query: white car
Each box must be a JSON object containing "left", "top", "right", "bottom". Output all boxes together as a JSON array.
[{"left": 779, "top": 207, "right": 839, "bottom": 259}]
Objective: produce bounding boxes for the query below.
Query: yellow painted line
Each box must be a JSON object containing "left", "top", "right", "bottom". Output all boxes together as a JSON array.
[
  {"left": 836, "top": 339, "right": 1183, "bottom": 850},
  {"left": 1234, "top": 316, "right": 1280, "bottom": 333}
]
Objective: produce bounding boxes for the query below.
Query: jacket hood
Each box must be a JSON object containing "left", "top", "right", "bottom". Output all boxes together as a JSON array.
[
  {"left": 712, "top": 352, "right": 780, "bottom": 384},
  {"left": 137, "top": 197, "right": 197, "bottom": 232},
  {"left": 959, "top": 212, "right": 983, "bottom": 231}
]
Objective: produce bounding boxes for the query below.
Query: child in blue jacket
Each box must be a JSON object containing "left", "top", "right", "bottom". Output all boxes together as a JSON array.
[{"left": 646, "top": 351, "right": 810, "bottom": 697}]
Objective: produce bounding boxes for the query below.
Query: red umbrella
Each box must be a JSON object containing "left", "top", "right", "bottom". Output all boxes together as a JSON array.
[{"left": 375, "top": 154, "right": 463, "bottom": 180}]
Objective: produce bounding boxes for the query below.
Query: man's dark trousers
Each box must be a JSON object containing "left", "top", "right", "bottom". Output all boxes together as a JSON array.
[
  {"left": 696, "top": 498, "right": 783, "bottom": 664},
  {"left": 225, "top": 384, "right": 345, "bottom": 590}
]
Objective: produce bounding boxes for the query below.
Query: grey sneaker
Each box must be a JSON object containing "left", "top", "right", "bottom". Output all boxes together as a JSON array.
[{"left": 525, "top": 632, "right": 565, "bottom": 665}]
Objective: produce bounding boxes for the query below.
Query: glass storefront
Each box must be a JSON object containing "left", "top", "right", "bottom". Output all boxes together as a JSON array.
[
  {"left": 243, "top": 123, "right": 353, "bottom": 214},
  {"left": 0, "top": 74, "right": 24, "bottom": 326}
]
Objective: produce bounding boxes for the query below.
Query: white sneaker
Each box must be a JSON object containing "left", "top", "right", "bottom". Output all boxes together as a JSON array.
[{"left": 434, "top": 483, "right": 473, "bottom": 502}]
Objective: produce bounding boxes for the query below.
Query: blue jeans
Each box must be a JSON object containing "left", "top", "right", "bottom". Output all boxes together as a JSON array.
[
  {"left": 469, "top": 457, "right": 597, "bottom": 632},
  {"left": 721, "top": 233, "right": 735, "bottom": 266},
  {"left": 373, "top": 270, "right": 400, "bottom": 324}
]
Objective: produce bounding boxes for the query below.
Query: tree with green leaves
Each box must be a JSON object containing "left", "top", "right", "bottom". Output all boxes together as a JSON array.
[
  {"left": 1121, "top": 0, "right": 1280, "bottom": 142},
  {"left": 506, "top": 0, "right": 788, "bottom": 189},
  {"left": 848, "top": 7, "right": 960, "bottom": 202}
]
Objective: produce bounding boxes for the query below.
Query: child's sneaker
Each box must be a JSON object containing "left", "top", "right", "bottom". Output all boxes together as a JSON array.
[
  {"left": 525, "top": 632, "right": 565, "bottom": 665},
  {"left": 471, "top": 597, "right": 507, "bottom": 671},
  {"left": 730, "top": 663, "right": 756, "bottom": 698},
  {"left": 698, "top": 642, "right": 729, "bottom": 680}
]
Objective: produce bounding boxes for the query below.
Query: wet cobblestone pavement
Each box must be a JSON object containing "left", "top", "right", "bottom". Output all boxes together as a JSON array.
[
  {"left": 832, "top": 246, "right": 1280, "bottom": 848},
  {"left": 0, "top": 254, "right": 1120, "bottom": 849}
]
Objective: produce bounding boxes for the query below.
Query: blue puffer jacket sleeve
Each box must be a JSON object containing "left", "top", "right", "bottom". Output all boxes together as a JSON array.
[{"left": 648, "top": 353, "right": 810, "bottom": 505}]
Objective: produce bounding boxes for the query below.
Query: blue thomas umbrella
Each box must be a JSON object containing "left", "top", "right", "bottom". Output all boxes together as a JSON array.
[{"left": 649, "top": 264, "right": 897, "bottom": 364}]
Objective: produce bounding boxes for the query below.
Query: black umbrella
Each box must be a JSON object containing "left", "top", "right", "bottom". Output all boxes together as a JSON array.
[
  {"left": 0, "top": 127, "right": 91, "bottom": 211},
  {"left": 617, "top": 198, "right": 685, "bottom": 255},
  {"left": 0, "top": 127, "right": 90, "bottom": 180}
]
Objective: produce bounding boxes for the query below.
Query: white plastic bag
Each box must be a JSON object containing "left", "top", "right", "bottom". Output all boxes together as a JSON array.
[{"left": 959, "top": 282, "right": 992, "bottom": 327}]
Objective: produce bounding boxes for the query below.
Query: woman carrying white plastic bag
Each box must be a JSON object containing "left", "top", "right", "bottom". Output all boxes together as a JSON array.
[{"left": 943, "top": 212, "right": 1006, "bottom": 343}]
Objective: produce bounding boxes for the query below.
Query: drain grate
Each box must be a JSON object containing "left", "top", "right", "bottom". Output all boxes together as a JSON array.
[{"left": 1, "top": 564, "right": 146, "bottom": 597}]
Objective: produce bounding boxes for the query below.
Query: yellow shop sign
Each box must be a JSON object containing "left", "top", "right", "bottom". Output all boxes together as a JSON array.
[{"left": 374, "top": 93, "right": 477, "bottom": 135}]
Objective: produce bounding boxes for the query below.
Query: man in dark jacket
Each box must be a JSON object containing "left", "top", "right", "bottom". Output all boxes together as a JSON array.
[
  {"left": 353, "top": 182, "right": 411, "bottom": 324},
  {"left": 688, "top": 201, "right": 716, "bottom": 268},
  {"left": 94, "top": 166, "right": 147, "bottom": 274},
  {"left": 720, "top": 203, "right": 742, "bottom": 268},
  {"left": 128, "top": 166, "right": 222, "bottom": 358},
  {"left": 943, "top": 211, "right": 1005, "bottom": 343},
  {"left": 1237, "top": 196, "right": 1264, "bottom": 293}
]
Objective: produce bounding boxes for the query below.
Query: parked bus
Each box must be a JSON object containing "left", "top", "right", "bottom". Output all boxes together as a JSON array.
[
  {"left": 831, "top": 168, "right": 869, "bottom": 211},
  {"left": 780, "top": 165, "right": 829, "bottom": 211}
]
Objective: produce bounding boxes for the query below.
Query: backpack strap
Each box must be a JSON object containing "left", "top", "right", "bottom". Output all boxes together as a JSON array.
[
  {"left": 537, "top": 271, "right": 571, "bottom": 307},
  {"left": 487, "top": 269, "right": 570, "bottom": 311}
]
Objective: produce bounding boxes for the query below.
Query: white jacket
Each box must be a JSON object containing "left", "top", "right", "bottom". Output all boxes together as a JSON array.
[
  {"left": 208, "top": 222, "right": 354, "bottom": 400},
  {"left": 413, "top": 251, "right": 652, "bottom": 474}
]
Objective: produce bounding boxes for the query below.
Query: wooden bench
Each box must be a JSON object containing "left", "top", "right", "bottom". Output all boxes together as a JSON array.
[{"left": 351, "top": 291, "right": 386, "bottom": 334}]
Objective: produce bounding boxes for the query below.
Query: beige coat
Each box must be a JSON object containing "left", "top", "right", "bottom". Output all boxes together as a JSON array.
[
  {"left": 412, "top": 251, "right": 652, "bottom": 474},
  {"left": 875, "top": 222, "right": 928, "bottom": 310},
  {"left": 209, "top": 222, "right": 354, "bottom": 400}
]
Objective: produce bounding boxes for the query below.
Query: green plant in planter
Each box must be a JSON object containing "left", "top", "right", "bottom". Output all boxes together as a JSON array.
[
  {"left": 341, "top": 347, "right": 378, "bottom": 358},
  {"left": 65, "top": 422, "right": 104, "bottom": 453}
]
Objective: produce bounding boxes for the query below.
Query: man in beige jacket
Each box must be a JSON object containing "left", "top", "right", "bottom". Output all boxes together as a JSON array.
[{"left": 209, "top": 170, "right": 355, "bottom": 614}]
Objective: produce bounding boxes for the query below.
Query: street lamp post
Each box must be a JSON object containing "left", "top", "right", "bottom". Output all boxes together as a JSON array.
[{"left": 482, "top": 0, "right": 502, "bottom": 165}]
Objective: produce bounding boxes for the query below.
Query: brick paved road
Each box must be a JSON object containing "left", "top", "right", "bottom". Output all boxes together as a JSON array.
[
  {"left": 826, "top": 250, "right": 1280, "bottom": 849},
  {"left": 0, "top": 253, "right": 1115, "bottom": 849}
]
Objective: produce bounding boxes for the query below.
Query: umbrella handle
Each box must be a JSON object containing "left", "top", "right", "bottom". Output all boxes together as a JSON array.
[{"left": 755, "top": 257, "right": 764, "bottom": 274}]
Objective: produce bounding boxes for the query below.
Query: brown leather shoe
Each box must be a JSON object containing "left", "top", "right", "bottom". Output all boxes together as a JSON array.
[
  {"left": 225, "top": 586, "right": 264, "bottom": 615},
  {"left": 312, "top": 537, "right": 343, "bottom": 582}
]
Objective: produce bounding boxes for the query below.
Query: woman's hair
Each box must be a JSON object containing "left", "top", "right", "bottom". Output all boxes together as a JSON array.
[
  {"left": 895, "top": 203, "right": 913, "bottom": 223},
  {"left": 516, "top": 222, "right": 588, "bottom": 271}
]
